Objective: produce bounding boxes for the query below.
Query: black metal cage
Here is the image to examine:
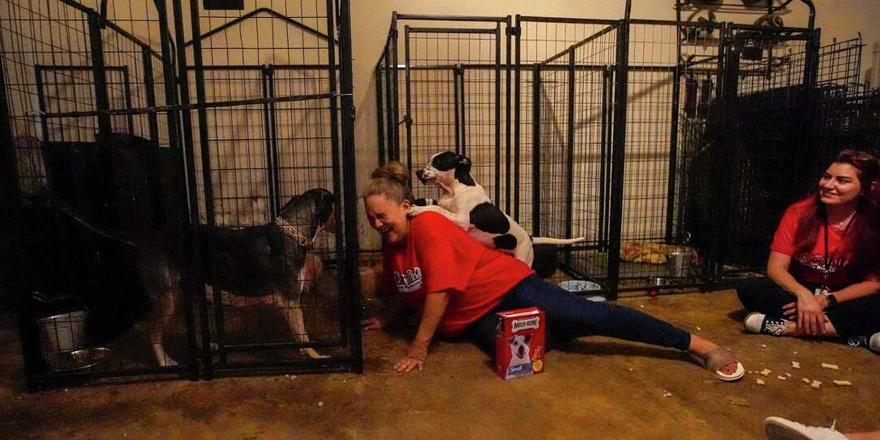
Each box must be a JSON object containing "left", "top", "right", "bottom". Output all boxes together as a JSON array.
[
  {"left": 0, "top": 0, "right": 360, "bottom": 390},
  {"left": 373, "top": 3, "right": 878, "bottom": 300}
]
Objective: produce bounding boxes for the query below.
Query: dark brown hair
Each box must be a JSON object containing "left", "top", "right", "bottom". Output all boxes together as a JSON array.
[{"left": 792, "top": 149, "right": 880, "bottom": 278}]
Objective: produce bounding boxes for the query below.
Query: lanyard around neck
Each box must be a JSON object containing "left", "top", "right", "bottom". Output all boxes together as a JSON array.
[{"left": 823, "top": 211, "right": 856, "bottom": 276}]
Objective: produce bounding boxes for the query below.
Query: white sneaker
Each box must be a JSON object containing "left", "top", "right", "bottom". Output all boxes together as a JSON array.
[
  {"left": 764, "top": 416, "right": 848, "bottom": 440},
  {"left": 870, "top": 332, "right": 880, "bottom": 353}
]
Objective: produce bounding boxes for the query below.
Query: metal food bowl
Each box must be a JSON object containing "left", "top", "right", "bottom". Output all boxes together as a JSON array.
[
  {"left": 651, "top": 277, "right": 674, "bottom": 295},
  {"left": 51, "top": 347, "right": 111, "bottom": 372},
  {"left": 559, "top": 280, "right": 606, "bottom": 302}
]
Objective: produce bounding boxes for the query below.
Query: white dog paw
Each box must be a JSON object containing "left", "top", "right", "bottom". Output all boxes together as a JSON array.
[
  {"left": 153, "top": 343, "right": 179, "bottom": 367},
  {"left": 301, "top": 348, "right": 330, "bottom": 359},
  {"left": 158, "top": 356, "right": 179, "bottom": 367}
]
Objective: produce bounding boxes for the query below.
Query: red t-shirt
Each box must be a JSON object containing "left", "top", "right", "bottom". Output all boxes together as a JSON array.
[
  {"left": 382, "top": 212, "right": 535, "bottom": 337},
  {"left": 770, "top": 199, "right": 858, "bottom": 287}
]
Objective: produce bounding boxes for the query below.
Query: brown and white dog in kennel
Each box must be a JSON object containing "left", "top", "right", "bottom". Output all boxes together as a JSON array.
[{"left": 56, "top": 188, "right": 336, "bottom": 367}]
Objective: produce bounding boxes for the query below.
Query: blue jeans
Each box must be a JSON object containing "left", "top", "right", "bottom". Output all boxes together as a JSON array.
[{"left": 464, "top": 275, "right": 692, "bottom": 354}]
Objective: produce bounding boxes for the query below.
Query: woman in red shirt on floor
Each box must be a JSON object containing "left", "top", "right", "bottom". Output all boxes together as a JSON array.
[
  {"left": 737, "top": 150, "right": 880, "bottom": 352},
  {"left": 361, "top": 161, "right": 744, "bottom": 381}
]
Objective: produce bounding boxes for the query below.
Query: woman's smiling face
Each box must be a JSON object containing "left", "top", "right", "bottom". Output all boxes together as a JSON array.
[
  {"left": 818, "top": 162, "right": 862, "bottom": 207},
  {"left": 364, "top": 194, "right": 411, "bottom": 245}
]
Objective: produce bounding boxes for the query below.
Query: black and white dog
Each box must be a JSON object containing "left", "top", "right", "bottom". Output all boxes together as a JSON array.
[
  {"left": 53, "top": 188, "right": 335, "bottom": 367},
  {"left": 411, "top": 151, "right": 584, "bottom": 267}
]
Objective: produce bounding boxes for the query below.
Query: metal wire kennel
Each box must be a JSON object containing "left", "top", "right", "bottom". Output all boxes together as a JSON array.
[
  {"left": 371, "top": 0, "right": 877, "bottom": 300},
  {"left": 0, "top": 0, "right": 361, "bottom": 390}
]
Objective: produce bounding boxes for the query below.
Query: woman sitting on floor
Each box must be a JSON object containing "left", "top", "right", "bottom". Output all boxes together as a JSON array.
[
  {"left": 360, "top": 161, "right": 745, "bottom": 381},
  {"left": 737, "top": 149, "right": 880, "bottom": 352}
]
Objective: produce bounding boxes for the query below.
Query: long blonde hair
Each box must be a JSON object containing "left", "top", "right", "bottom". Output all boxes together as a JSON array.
[{"left": 364, "top": 161, "right": 414, "bottom": 203}]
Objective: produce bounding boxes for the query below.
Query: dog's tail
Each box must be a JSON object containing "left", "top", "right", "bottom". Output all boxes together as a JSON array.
[
  {"left": 532, "top": 236, "right": 586, "bottom": 245},
  {"left": 45, "top": 199, "right": 138, "bottom": 248}
]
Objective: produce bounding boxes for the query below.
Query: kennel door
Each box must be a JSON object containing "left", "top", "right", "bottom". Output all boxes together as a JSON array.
[{"left": 403, "top": 26, "right": 504, "bottom": 204}]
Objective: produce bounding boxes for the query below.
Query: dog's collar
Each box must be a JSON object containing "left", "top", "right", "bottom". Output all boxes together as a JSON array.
[{"left": 274, "top": 217, "right": 310, "bottom": 248}]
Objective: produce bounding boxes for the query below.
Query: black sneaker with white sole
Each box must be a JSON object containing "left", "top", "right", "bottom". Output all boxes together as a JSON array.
[
  {"left": 743, "top": 312, "right": 789, "bottom": 336},
  {"left": 847, "top": 332, "right": 880, "bottom": 353}
]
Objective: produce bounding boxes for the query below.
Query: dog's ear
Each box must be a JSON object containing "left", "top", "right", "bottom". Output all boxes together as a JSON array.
[
  {"left": 454, "top": 155, "right": 476, "bottom": 186},
  {"left": 507, "top": 336, "right": 515, "bottom": 345},
  {"left": 454, "top": 155, "right": 471, "bottom": 173},
  {"left": 313, "top": 188, "right": 335, "bottom": 224},
  {"left": 523, "top": 334, "right": 532, "bottom": 344}
]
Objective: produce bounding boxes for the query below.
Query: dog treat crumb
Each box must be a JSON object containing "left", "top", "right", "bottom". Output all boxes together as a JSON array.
[
  {"left": 727, "top": 396, "right": 750, "bottom": 407},
  {"left": 663, "top": 391, "right": 673, "bottom": 398},
  {"left": 802, "top": 378, "right": 811, "bottom": 384},
  {"left": 832, "top": 380, "right": 852, "bottom": 387},
  {"left": 696, "top": 326, "right": 702, "bottom": 331},
  {"left": 791, "top": 361, "right": 801, "bottom": 369},
  {"left": 628, "top": 368, "right": 634, "bottom": 372},
  {"left": 821, "top": 363, "right": 839, "bottom": 370},
  {"left": 318, "top": 401, "right": 324, "bottom": 407},
  {"left": 777, "top": 375, "right": 787, "bottom": 381},
  {"left": 793, "top": 351, "right": 798, "bottom": 355},
  {"left": 760, "top": 368, "right": 772, "bottom": 377},
  {"left": 756, "top": 378, "right": 766, "bottom": 386},
  {"left": 785, "top": 373, "right": 792, "bottom": 377},
  {"left": 748, "top": 371, "right": 753, "bottom": 374},
  {"left": 761, "top": 344, "right": 767, "bottom": 349},
  {"left": 639, "top": 305, "right": 644, "bottom": 308},
  {"left": 810, "top": 380, "right": 822, "bottom": 389},
  {"left": 290, "top": 375, "right": 297, "bottom": 380}
]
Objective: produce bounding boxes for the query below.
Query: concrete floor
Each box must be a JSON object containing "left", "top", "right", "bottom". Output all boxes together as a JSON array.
[{"left": 1, "top": 289, "right": 877, "bottom": 439}]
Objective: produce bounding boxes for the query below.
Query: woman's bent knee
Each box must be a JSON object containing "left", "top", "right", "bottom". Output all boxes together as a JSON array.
[{"left": 736, "top": 277, "right": 774, "bottom": 310}]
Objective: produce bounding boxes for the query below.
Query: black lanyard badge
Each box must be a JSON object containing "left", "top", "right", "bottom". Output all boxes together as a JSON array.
[{"left": 818, "top": 211, "right": 856, "bottom": 294}]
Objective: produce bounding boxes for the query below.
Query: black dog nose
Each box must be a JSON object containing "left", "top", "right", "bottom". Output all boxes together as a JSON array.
[{"left": 415, "top": 169, "right": 426, "bottom": 183}]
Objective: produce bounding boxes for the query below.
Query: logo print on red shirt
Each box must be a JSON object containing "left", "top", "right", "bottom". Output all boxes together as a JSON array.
[{"left": 393, "top": 267, "right": 423, "bottom": 293}]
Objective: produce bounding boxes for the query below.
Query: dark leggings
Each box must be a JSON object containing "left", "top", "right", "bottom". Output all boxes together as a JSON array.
[
  {"left": 736, "top": 277, "right": 880, "bottom": 338},
  {"left": 464, "top": 275, "right": 692, "bottom": 355}
]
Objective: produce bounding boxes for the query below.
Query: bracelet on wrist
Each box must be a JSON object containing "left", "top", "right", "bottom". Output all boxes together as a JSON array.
[{"left": 826, "top": 293, "right": 838, "bottom": 307}]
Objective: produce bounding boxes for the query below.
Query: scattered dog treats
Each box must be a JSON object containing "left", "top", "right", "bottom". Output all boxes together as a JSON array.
[
  {"left": 802, "top": 378, "right": 811, "bottom": 384},
  {"left": 696, "top": 326, "right": 702, "bottom": 331},
  {"left": 663, "top": 391, "right": 673, "bottom": 398},
  {"left": 318, "top": 401, "right": 324, "bottom": 407},
  {"left": 810, "top": 380, "right": 822, "bottom": 389},
  {"left": 777, "top": 375, "right": 787, "bottom": 381},
  {"left": 821, "top": 363, "right": 839, "bottom": 371},
  {"left": 628, "top": 368, "right": 634, "bottom": 372},
  {"left": 791, "top": 361, "right": 801, "bottom": 369},
  {"left": 832, "top": 380, "right": 852, "bottom": 387},
  {"left": 760, "top": 368, "right": 772, "bottom": 377},
  {"left": 727, "top": 396, "right": 750, "bottom": 407},
  {"left": 761, "top": 344, "right": 767, "bottom": 349},
  {"left": 756, "top": 378, "right": 766, "bottom": 386},
  {"left": 793, "top": 351, "right": 798, "bottom": 355},
  {"left": 785, "top": 373, "right": 792, "bottom": 378}
]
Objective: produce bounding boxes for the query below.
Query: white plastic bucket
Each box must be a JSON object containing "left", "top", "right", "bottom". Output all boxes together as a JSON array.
[{"left": 39, "top": 310, "right": 88, "bottom": 370}]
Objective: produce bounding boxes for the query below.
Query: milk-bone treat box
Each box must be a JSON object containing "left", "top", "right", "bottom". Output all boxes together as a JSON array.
[{"left": 495, "top": 307, "right": 546, "bottom": 380}]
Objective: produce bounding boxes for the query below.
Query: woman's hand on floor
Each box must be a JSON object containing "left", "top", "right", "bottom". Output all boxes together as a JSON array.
[{"left": 393, "top": 342, "right": 428, "bottom": 373}]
